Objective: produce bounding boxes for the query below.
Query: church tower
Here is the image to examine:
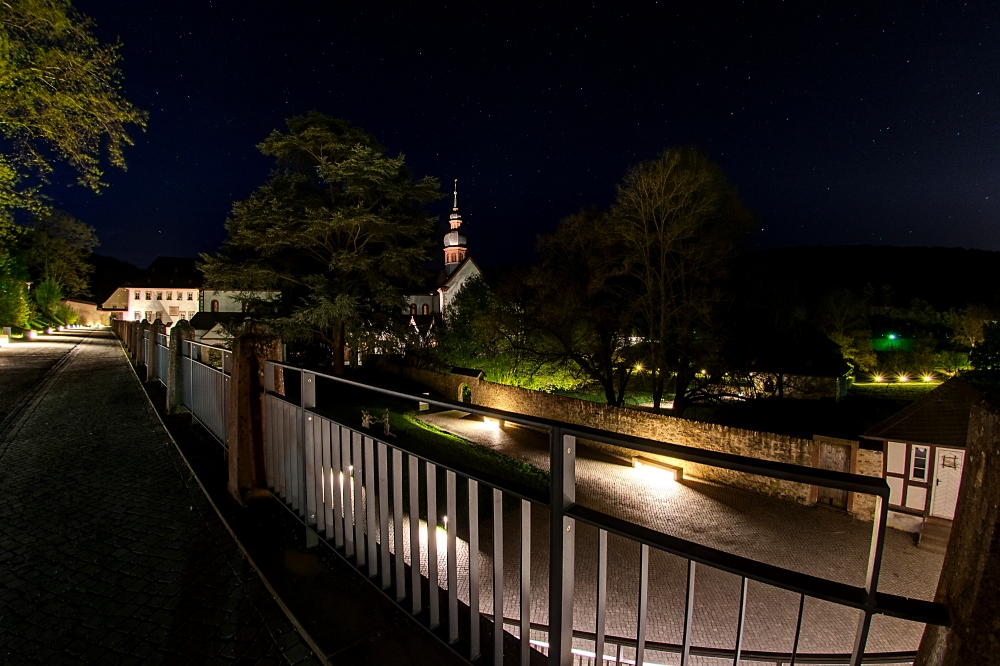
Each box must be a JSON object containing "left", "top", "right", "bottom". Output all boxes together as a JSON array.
[{"left": 443, "top": 178, "right": 467, "bottom": 275}]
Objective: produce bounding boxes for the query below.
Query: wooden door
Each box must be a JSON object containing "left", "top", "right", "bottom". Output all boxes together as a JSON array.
[
  {"left": 817, "top": 440, "right": 850, "bottom": 508},
  {"left": 930, "top": 448, "right": 965, "bottom": 520}
]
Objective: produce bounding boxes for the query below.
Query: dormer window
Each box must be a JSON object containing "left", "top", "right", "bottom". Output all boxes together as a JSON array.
[
  {"left": 410, "top": 304, "right": 417, "bottom": 315},
  {"left": 422, "top": 304, "right": 429, "bottom": 315}
]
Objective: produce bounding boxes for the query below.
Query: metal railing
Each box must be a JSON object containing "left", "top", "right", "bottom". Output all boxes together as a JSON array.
[
  {"left": 155, "top": 333, "right": 169, "bottom": 387},
  {"left": 253, "top": 361, "right": 947, "bottom": 666},
  {"left": 180, "top": 339, "right": 231, "bottom": 453}
]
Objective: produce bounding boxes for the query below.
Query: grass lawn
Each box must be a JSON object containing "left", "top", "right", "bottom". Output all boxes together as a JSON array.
[{"left": 848, "top": 381, "right": 944, "bottom": 400}]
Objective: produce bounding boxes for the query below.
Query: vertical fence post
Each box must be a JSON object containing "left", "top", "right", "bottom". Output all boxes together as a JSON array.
[
  {"left": 166, "top": 320, "right": 194, "bottom": 414},
  {"left": 301, "top": 370, "right": 318, "bottom": 548},
  {"left": 850, "top": 492, "right": 888, "bottom": 665},
  {"left": 548, "top": 428, "right": 576, "bottom": 666},
  {"left": 227, "top": 328, "right": 282, "bottom": 504}
]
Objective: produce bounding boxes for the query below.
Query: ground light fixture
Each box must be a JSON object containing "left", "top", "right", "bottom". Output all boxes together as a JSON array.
[
  {"left": 482, "top": 417, "right": 500, "bottom": 430},
  {"left": 898, "top": 374, "right": 909, "bottom": 382},
  {"left": 632, "top": 456, "right": 683, "bottom": 482},
  {"left": 874, "top": 374, "right": 885, "bottom": 382},
  {"left": 923, "top": 374, "right": 935, "bottom": 382}
]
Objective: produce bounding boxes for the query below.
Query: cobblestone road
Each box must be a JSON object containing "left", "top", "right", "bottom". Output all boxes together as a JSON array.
[
  {"left": 0, "top": 330, "right": 318, "bottom": 665},
  {"left": 416, "top": 409, "right": 941, "bottom": 660}
]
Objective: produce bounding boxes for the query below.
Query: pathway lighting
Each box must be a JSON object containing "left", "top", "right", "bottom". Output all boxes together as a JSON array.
[
  {"left": 483, "top": 417, "right": 500, "bottom": 431},
  {"left": 923, "top": 374, "right": 935, "bottom": 382},
  {"left": 633, "top": 456, "right": 682, "bottom": 483},
  {"left": 874, "top": 374, "right": 884, "bottom": 383},
  {"left": 898, "top": 374, "right": 909, "bottom": 382}
]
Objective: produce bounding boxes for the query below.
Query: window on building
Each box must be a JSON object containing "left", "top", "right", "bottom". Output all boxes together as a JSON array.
[
  {"left": 911, "top": 446, "right": 929, "bottom": 481},
  {"left": 156, "top": 291, "right": 163, "bottom": 300},
  {"left": 211, "top": 300, "right": 220, "bottom": 312},
  {"left": 422, "top": 304, "right": 429, "bottom": 315},
  {"left": 145, "top": 291, "right": 152, "bottom": 300},
  {"left": 156, "top": 311, "right": 163, "bottom": 321},
  {"left": 145, "top": 311, "right": 152, "bottom": 322},
  {"left": 187, "top": 292, "right": 193, "bottom": 301},
  {"left": 166, "top": 291, "right": 172, "bottom": 300},
  {"left": 134, "top": 291, "right": 140, "bottom": 300},
  {"left": 410, "top": 304, "right": 417, "bottom": 315},
  {"left": 134, "top": 311, "right": 141, "bottom": 320}
]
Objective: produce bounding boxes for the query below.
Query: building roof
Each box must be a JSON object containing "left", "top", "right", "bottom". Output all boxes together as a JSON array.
[
  {"left": 189, "top": 312, "right": 245, "bottom": 331},
  {"left": 439, "top": 256, "right": 481, "bottom": 291},
  {"left": 862, "top": 377, "right": 982, "bottom": 448},
  {"left": 125, "top": 257, "right": 203, "bottom": 289}
]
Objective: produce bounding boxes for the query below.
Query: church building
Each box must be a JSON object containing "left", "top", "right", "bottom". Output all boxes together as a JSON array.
[{"left": 405, "top": 179, "right": 482, "bottom": 323}]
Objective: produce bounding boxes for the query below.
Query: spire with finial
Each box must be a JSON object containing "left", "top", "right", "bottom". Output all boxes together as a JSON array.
[{"left": 444, "top": 176, "right": 467, "bottom": 273}]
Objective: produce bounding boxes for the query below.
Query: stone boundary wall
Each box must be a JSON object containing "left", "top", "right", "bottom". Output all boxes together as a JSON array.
[{"left": 384, "top": 363, "right": 882, "bottom": 517}]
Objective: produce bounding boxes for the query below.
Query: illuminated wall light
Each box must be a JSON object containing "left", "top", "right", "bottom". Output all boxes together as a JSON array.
[
  {"left": 483, "top": 417, "right": 500, "bottom": 431},
  {"left": 0, "top": 336, "right": 8, "bottom": 347}
]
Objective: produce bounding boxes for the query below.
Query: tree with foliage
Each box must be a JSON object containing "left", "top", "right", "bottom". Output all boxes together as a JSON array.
[
  {"left": 952, "top": 303, "right": 993, "bottom": 349},
  {"left": 0, "top": 1, "right": 143, "bottom": 325},
  {"left": 201, "top": 112, "right": 441, "bottom": 374},
  {"left": 527, "top": 209, "right": 639, "bottom": 405},
  {"left": 0, "top": 0, "right": 147, "bottom": 209},
  {"left": 0, "top": 214, "right": 30, "bottom": 327},
  {"left": 816, "top": 288, "right": 878, "bottom": 374},
  {"left": 34, "top": 277, "right": 61, "bottom": 316},
  {"left": 436, "top": 273, "right": 533, "bottom": 384},
  {"left": 611, "top": 148, "right": 754, "bottom": 414},
  {"left": 23, "top": 210, "right": 98, "bottom": 296}
]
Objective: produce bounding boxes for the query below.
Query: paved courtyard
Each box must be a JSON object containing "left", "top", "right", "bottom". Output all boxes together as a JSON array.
[
  {"left": 414, "top": 409, "right": 942, "bottom": 660},
  {"left": 0, "top": 330, "right": 318, "bottom": 665}
]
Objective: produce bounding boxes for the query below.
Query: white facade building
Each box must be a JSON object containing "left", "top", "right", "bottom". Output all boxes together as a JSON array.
[{"left": 118, "top": 257, "right": 202, "bottom": 326}]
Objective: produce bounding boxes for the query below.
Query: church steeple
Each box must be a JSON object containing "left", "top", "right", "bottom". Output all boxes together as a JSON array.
[{"left": 443, "top": 178, "right": 467, "bottom": 274}]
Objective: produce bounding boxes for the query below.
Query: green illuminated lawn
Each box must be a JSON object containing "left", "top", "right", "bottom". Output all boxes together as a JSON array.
[{"left": 849, "top": 381, "right": 943, "bottom": 400}]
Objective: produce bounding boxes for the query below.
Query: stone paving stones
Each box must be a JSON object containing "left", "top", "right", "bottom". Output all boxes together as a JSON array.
[{"left": 0, "top": 330, "right": 319, "bottom": 665}]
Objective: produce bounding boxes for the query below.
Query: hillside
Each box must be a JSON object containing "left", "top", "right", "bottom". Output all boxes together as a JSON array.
[{"left": 741, "top": 246, "right": 1000, "bottom": 310}]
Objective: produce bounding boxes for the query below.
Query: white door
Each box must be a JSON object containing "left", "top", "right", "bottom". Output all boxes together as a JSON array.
[{"left": 930, "top": 448, "right": 965, "bottom": 520}]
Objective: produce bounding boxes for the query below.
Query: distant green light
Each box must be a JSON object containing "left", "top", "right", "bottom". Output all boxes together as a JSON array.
[{"left": 888, "top": 334, "right": 897, "bottom": 340}]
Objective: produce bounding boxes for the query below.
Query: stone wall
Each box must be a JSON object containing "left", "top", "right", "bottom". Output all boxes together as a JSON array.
[
  {"left": 386, "top": 364, "right": 883, "bottom": 508},
  {"left": 853, "top": 448, "right": 883, "bottom": 521}
]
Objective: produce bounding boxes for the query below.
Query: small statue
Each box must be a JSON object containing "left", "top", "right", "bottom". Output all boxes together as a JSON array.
[{"left": 360, "top": 409, "right": 394, "bottom": 437}]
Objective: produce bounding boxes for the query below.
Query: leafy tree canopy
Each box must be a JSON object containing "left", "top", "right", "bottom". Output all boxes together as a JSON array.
[
  {"left": 201, "top": 112, "right": 441, "bottom": 373},
  {"left": 0, "top": 0, "right": 147, "bottom": 210},
  {"left": 23, "top": 209, "right": 98, "bottom": 296}
]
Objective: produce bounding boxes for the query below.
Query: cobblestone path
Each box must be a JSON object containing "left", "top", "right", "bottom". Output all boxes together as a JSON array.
[
  {"left": 417, "top": 409, "right": 940, "bottom": 659},
  {"left": 0, "top": 330, "right": 318, "bottom": 665}
]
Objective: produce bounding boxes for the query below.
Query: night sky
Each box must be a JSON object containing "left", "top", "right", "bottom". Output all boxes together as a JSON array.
[{"left": 57, "top": 1, "right": 1000, "bottom": 269}]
